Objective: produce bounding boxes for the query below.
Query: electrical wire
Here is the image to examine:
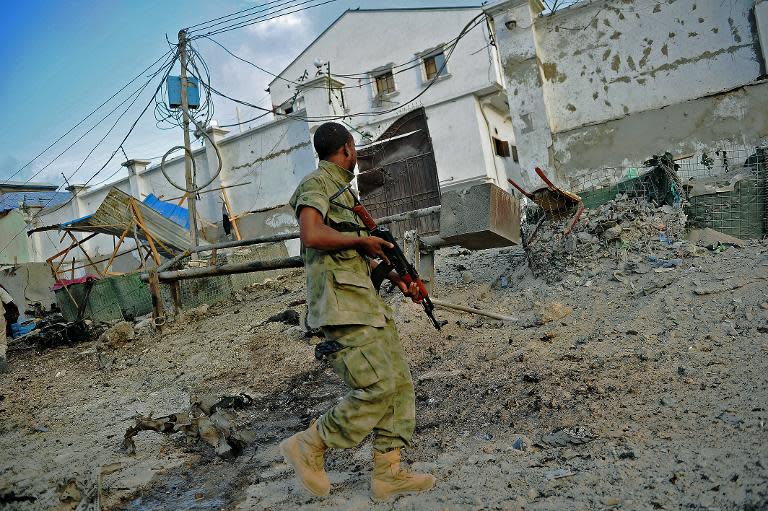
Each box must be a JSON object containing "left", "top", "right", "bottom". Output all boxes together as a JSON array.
[
  {"left": 188, "top": 0, "right": 339, "bottom": 39},
  {"left": 203, "top": 13, "right": 484, "bottom": 124},
  {"left": 0, "top": 51, "right": 180, "bottom": 255},
  {"left": 1, "top": 50, "right": 173, "bottom": 184},
  {"left": 188, "top": 0, "right": 308, "bottom": 35},
  {"left": 185, "top": 0, "right": 288, "bottom": 31},
  {"left": 201, "top": 35, "right": 303, "bottom": 86}
]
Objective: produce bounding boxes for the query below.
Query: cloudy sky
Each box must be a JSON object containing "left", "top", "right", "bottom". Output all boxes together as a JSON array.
[{"left": 0, "top": 0, "right": 484, "bottom": 188}]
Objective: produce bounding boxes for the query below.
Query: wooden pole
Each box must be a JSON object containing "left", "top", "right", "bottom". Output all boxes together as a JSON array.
[
  {"left": 104, "top": 227, "right": 130, "bottom": 273},
  {"left": 221, "top": 186, "right": 241, "bottom": 240},
  {"left": 178, "top": 29, "right": 199, "bottom": 253},
  {"left": 430, "top": 299, "right": 518, "bottom": 322},
  {"left": 129, "top": 200, "right": 162, "bottom": 265},
  {"left": 67, "top": 231, "right": 103, "bottom": 276}
]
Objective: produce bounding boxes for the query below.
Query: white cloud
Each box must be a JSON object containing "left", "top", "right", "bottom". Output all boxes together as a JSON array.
[{"left": 247, "top": 12, "right": 308, "bottom": 36}]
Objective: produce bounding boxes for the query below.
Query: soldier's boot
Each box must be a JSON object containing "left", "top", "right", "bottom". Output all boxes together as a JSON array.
[
  {"left": 279, "top": 421, "right": 330, "bottom": 496},
  {"left": 371, "top": 448, "right": 436, "bottom": 500}
]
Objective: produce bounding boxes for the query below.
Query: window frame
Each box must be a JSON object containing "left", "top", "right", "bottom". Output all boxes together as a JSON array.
[
  {"left": 416, "top": 44, "right": 451, "bottom": 86},
  {"left": 493, "top": 137, "right": 511, "bottom": 158},
  {"left": 374, "top": 70, "right": 397, "bottom": 96}
]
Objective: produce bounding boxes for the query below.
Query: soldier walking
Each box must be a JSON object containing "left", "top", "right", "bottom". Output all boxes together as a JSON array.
[{"left": 281, "top": 122, "right": 436, "bottom": 500}]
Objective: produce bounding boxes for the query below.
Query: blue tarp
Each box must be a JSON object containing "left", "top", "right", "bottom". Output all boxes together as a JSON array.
[{"left": 142, "top": 194, "right": 190, "bottom": 229}]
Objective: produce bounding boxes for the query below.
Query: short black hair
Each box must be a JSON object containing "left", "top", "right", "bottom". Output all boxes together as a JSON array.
[{"left": 313, "top": 122, "right": 352, "bottom": 160}]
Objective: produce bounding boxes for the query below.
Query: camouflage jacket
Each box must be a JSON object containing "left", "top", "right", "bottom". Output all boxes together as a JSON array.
[{"left": 289, "top": 160, "right": 392, "bottom": 330}]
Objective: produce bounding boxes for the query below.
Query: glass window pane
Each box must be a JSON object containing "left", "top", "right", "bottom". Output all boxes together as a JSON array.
[{"left": 434, "top": 53, "right": 446, "bottom": 76}]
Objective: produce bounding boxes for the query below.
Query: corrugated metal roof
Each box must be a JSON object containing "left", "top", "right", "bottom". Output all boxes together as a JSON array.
[
  {"left": 143, "top": 194, "right": 190, "bottom": 229},
  {"left": 0, "top": 191, "right": 72, "bottom": 213},
  {"left": 0, "top": 181, "right": 58, "bottom": 191},
  {"left": 56, "top": 188, "right": 191, "bottom": 257}
]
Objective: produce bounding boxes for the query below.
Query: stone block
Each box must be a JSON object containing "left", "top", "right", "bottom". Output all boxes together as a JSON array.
[{"left": 439, "top": 182, "right": 521, "bottom": 249}]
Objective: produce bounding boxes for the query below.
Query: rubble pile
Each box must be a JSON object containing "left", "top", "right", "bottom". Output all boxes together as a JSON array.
[{"left": 525, "top": 195, "right": 688, "bottom": 282}]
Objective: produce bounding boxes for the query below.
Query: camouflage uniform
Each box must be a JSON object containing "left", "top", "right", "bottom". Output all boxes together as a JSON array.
[{"left": 289, "top": 161, "right": 416, "bottom": 452}]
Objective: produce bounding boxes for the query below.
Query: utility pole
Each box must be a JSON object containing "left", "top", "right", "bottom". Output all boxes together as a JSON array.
[{"left": 178, "top": 29, "right": 199, "bottom": 254}]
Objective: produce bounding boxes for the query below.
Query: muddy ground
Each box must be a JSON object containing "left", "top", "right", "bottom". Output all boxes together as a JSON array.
[{"left": 2, "top": 203, "right": 768, "bottom": 510}]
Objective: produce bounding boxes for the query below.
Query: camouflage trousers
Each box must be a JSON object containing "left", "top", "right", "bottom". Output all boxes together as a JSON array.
[{"left": 317, "top": 319, "right": 416, "bottom": 453}]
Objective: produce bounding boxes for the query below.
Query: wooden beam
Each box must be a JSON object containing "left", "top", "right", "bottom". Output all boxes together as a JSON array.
[
  {"left": 221, "top": 186, "right": 242, "bottom": 241},
  {"left": 103, "top": 227, "right": 131, "bottom": 274},
  {"left": 129, "top": 200, "right": 161, "bottom": 265},
  {"left": 67, "top": 231, "right": 103, "bottom": 277}
]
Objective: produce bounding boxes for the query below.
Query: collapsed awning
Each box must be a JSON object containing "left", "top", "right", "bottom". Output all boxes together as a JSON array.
[{"left": 31, "top": 188, "right": 192, "bottom": 257}]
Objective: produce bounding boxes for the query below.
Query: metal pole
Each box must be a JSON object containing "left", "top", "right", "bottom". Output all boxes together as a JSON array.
[
  {"left": 148, "top": 256, "right": 304, "bottom": 282},
  {"left": 178, "top": 29, "right": 199, "bottom": 256},
  {"left": 430, "top": 299, "right": 518, "bottom": 322}
]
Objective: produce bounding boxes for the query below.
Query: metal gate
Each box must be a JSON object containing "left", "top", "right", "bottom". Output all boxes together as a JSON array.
[{"left": 357, "top": 108, "right": 441, "bottom": 240}]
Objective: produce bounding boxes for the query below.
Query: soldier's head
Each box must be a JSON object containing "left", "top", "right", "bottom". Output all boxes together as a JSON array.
[{"left": 313, "top": 122, "right": 356, "bottom": 171}]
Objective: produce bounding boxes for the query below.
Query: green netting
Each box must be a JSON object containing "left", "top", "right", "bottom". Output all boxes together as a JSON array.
[
  {"left": 55, "top": 274, "right": 152, "bottom": 322},
  {"left": 685, "top": 173, "right": 766, "bottom": 239},
  {"left": 578, "top": 164, "right": 677, "bottom": 209}
]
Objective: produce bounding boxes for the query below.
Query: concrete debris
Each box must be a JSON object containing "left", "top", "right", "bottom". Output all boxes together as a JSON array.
[
  {"left": 121, "top": 393, "right": 255, "bottom": 459},
  {"left": 687, "top": 227, "right": 746, "bottom": 249},
  {"left": 97, "top": 321, "right": 134, "bottom": 347},
  {"left": 539, "top": 426, "right": 595, "bottom": 447},
  {"left": 526, "top": 195, "right": 687, "bottom": 283}
]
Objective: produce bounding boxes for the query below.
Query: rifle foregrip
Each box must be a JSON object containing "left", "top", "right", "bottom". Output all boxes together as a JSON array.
[{"left": 352, "top": 205, "right": 377, "bottom": 231}]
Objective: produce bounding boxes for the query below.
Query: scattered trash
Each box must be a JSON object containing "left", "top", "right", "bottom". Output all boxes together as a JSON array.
[
  {"left": 121, "top": 393, "right": 255, "bottom": 458},
  {"left": 648, "top": 256, "right": 683, "bottom": 269},
  {"left": 264, "top": 309, "right": 300, "bottom": 326},
  {"left": 8, "top": 313, "right": 92, "bottom": 351},
  {"left": 539, "top": 426, "right": 595, "bottom": 447},
  {"left": 511, "top": 435, "right": 529, "bottom": 451},
  {"left": 544, "top": 468, "right": 576, "bottom": 480}
]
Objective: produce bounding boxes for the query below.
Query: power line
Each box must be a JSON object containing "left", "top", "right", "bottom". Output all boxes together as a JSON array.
[
  {"left": 188, "top": 0, "right": 307, "bottom": 35},
  {"left": 189, "top": 0, "right": 339, "bottom": 39},
  {"left": 201, "top": 35, "right": 302, "bottom": 86},
  {"left": 9, "top": 51, "right": 178, "bottom": 190},
  {"left": 185, "top": 0, "right": 288, "bottom": 31},
  {"left": 203, "top": 13, "right": 484, "bottom": 124},
  {"left": 1, "top": 50, "right": 173, "bottom": 184},
  {"left": 0, "top": 51, "right": 179, "bottom": 255}
]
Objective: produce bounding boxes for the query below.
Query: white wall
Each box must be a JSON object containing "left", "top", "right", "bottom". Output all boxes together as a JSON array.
[
  {"left": 216, "top": 116, "right": 315, "bottom": 214},
  {"left": 269, "top": 8, "right": 512, "bottom": 190},
  {"left": 489, "top": 0, "right": 768, "bottom": 184},
  {"left": 27, "top": 115, "right": 315, "bottom": 272},
  {"left": 534, "top": 0, "right": 764, "bottom": 133}
]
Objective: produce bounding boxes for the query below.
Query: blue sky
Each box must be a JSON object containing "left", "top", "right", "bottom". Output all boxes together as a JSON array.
[{"left": 0, "top": 0, "right": 484, "bottom": 187}]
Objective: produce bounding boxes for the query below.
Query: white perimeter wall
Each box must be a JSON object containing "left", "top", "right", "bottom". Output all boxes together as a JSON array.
[{"left": 29, "top": 115, "right": 315, "bottom": 271}]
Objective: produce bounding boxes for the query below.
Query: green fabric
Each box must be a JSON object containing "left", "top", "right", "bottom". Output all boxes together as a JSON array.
[
  {"left": 289, "top": 160, "right": 391, "bottom": 328},
  {"left": 317, "top": 319, "right": 415, "bottom": 452}
]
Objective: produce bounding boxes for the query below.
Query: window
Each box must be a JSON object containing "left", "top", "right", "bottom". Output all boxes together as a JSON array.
[
  {"left": 374, "top": 71, "right": 396, "bottom": 96},
  {"left": 511, "top": 145, "right": 519, "bottom": 163},
  {"left": 424, "top": 52, "right": 447, "bottom": 80},
  {"left": 493, "top": 138, "right": 511, "bottom": 158}
]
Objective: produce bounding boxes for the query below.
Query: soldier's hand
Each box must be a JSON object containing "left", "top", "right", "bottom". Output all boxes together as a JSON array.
[
  {"left": 397, "top": 280, "right": 423, "bottom": 303},
  {"left": 357, "top": 236, "right": 393, "bottom": 266}
]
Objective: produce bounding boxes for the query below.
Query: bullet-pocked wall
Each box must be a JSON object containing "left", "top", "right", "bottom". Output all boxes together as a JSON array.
[{"left": 490, "top": 0, "right": 768, "bottom": 186}]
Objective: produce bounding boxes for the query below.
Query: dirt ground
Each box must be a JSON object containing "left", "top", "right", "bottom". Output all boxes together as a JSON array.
[{"left": 2, "top": 200, "right": 768, "bottom": 510}]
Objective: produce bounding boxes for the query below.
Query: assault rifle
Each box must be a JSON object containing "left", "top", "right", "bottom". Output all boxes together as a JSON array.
[{"left": 329, "top": 184, "right": 442, "bottom": 330}]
